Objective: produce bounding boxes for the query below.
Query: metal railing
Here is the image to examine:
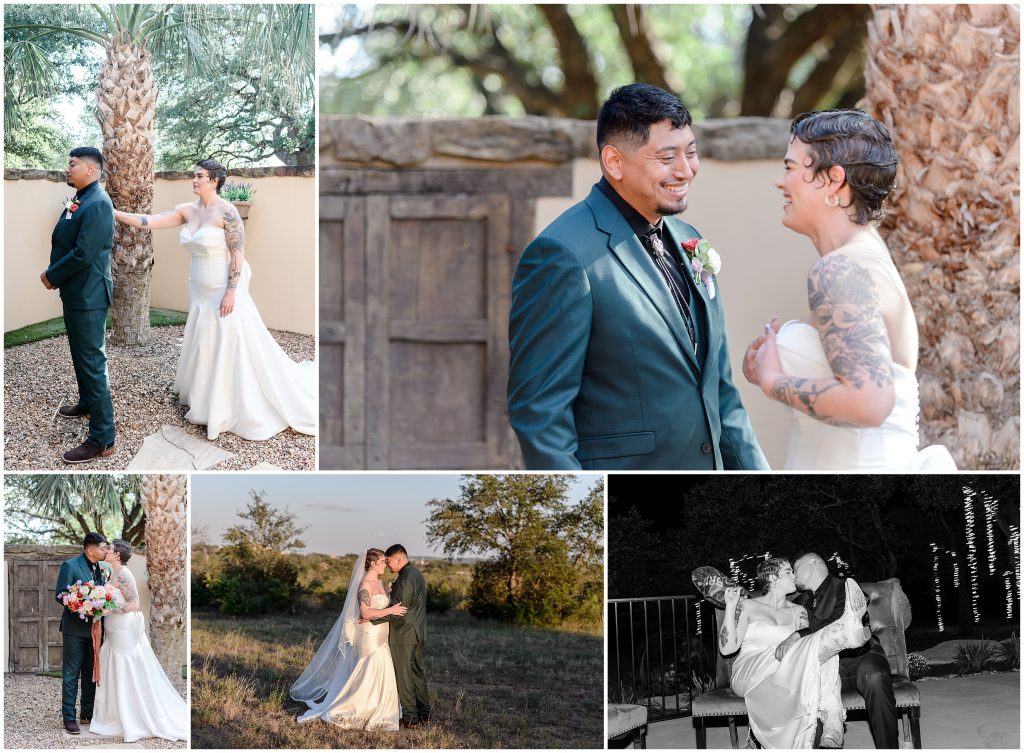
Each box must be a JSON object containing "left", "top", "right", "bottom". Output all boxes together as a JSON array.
[{"left": 608, "top": 595, "right": 716, "bottom": 721}]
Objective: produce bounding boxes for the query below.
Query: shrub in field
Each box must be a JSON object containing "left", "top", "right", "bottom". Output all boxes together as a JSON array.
[
  {"left": 207, "top": 540, "right": 302, "bottom": 615},
  {"left": 191, "top": 571, "right": 214, "bottom": 609},
  {"left": 426, "top": 582, "right": 455, "bottom": 613},
  {"left": 907, "top": 652, "right": 929, "bottom": 679}
]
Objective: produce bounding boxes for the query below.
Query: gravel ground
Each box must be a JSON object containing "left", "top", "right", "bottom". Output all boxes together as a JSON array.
[
  {"left": 4, "top": 326, "right": 315, "bottom": 471},
  {"left": 3, "top": 674, "right": 187, "bottom": 749}
]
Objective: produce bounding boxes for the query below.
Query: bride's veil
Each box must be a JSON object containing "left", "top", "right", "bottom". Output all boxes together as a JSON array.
[{"left": 289, "top": 551, "right": 366, "bottom": 703}]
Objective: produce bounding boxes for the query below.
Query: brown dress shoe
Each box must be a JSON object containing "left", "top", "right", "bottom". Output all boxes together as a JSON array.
[
  {"left": 79, "top": 718, "right": 91, "bottom": 725},
  {"left": 57, "top": 404, "right": 90, "bottom": 418},
  {"left": 63, "top": 720, "right": 81, "bottom": 735},
  {"left": 399, "top": 718, "right": 420, "bottom": 729},
  {"left": 62, "top": 440, "right": 115, "bottom": 464}
]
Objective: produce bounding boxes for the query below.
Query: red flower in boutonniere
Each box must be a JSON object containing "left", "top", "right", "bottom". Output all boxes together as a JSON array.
[
  {"left": 681, "top": 237, "right": 722, "bottom": 300},
  {"left": 63, "top": 197, "right": 82, "bottom": 218}
]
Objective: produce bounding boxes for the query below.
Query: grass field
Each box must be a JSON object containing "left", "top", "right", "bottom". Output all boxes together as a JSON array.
[{"left": 191, "top": 609, "right": 603, "bottom": 749}]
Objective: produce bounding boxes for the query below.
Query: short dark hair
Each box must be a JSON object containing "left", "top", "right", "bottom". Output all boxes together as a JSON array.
[
  {"left": 384, "top": 544, "right": 407, "bottom": 558},
  {"left": 755, "top": 557, "right": 791, "bottom": 592},
  {"left": 70, "top": 146, "right": 103, "bottom": 171},
  {"left": 111, "top": 539, "right": 133, "bottom": 564},
  {"left": 596, "top": 83, "right": 693, "bottom": 151},
  {"left": 790, "top": 109, "right": 899, "bottom": 225},
  {"left": 195, "top": 158, "right": 227, "bottom": 194},
  {"left": 83, "top": 531, "right": 108, "bottom": 548}
]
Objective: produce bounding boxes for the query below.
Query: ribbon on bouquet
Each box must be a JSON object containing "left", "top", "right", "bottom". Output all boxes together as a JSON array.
[{"left": 91, "top": 619, "right": 103, "bottom": 684}]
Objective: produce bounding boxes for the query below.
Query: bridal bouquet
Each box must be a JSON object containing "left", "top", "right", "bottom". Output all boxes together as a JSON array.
[{"left": 60, "top": 580, "right": 123, "bottom": 622}]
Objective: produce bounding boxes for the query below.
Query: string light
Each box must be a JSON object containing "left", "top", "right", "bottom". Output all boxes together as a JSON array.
[
  {"left": 1005, "top": 571, "right": 1014, "bottom": 620},
  {"left": 1011, "top": 524, "right": 1020, "bottom": 607},
  {"left": 930, "top": 543, "right": 944, "bottom": 632},
  {"left": 963, "top": 486, "right": 980, "bottom": 623},
  {"left": 983, "top": 494, "right": 997, "bottom": 576}
]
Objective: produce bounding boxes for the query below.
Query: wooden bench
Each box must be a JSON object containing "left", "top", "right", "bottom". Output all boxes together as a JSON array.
[{"left": 690, "top": 578, "right": 922, "bottom": 748}]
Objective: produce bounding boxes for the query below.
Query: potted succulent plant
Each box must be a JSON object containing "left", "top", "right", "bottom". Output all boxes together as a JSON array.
[{"left": 221, "top": 181, "right": 256, "bottom": 221}]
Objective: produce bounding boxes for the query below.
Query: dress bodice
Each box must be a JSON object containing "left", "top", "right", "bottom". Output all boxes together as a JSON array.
[
  {"left": 179, "top": 226, "right": 228, "bottom": 258},
  {"left": 775, "top": 320, "right": 926, "bottom": 470},
  {"left": 369, "top": 593, "right": 389, "bottom": 608},
  {"left": 739, "top": 605, "right": 802, "bottom": 655}
]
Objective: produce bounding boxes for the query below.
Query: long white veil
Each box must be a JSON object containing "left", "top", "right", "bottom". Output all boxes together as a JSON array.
[{"left": 289, "top": 551, "right": 366, "bottom": 704}]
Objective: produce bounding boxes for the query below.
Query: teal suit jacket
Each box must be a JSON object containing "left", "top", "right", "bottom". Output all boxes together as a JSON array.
[
  {"left": 55, "top": 554, "right": 111, "bottom": 638},
  {"left": 508, "top": 185, "right": 768, "bottom": 470},
  {"left": 46, "top": 180, "right": 114, "bottom": 311}
]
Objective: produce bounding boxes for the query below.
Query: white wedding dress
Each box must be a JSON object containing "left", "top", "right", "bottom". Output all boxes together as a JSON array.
[
  {"left": 175, "top": 226, "right": 316, "bottom": 440},
  {"left": 775, "top": 320, "right": 957, "bottom": 470},
  {"left": 90, "top": 568, "right": 188, "bottom": 742},
  {"left": 293, "top": 593, "right": 400, "bottom": 729},
  {"left": 730, "top": 605, "right": 842, "bottom": 749}
]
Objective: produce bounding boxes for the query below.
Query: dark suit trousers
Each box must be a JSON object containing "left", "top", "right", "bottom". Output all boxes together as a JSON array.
[
  {"left": 839, "top": 647, "right": 898, "bottom": 749},
  {"left": 63, "top": 307, "right": 115, "bottom": 446},
  {"left": 390, "top": 643, "right": 430, "bottom": 722},
  {"left": 61, "top": 633, "right": 96, "bottom": 721}
]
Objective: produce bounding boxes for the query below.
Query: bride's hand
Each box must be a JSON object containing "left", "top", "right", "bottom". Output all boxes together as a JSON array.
[
  {"left": 753, "top": 319, "right": 784, "bottom": 396},
  {"left": 389, "top": 601, "right": 408, "bottom": 616},
  {"left": 219, "top": 290, "right": 235, "bottom": 318},
  {"left": 743, "top": 317, "right": 780, "bottom": 386}
]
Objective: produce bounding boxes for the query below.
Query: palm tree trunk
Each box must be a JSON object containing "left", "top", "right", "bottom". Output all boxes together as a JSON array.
[
  {"left": 142, "top": 474, "right": 187, "bottom": 686},
  {"left": 862, "top": 5, "right": 1020, "bottom": 470},
  {"left": 97, "top": 30, "right": 158, "bottom": 346}
]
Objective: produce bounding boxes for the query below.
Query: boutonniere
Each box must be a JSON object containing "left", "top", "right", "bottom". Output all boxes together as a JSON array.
[
  {"left": 681, "top": 237, "right": 722, "bottom": 300},
  {"left": 63, "top": 197, "right": 81, "bottom": 220}
]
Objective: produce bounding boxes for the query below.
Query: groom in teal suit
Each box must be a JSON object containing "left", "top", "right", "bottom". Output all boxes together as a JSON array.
[
  {"left": 41, "top": 147, "right": 116, "bottom": 464},
  {"left": 55, "top": 532, "right": 110, "bottom": 735},
  {"left": 509, "top": 84, "right": 768, "bottom": 470}
]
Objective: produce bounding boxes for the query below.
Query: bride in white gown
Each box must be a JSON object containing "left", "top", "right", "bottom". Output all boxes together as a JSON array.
[
  {"left": 720, "top": 559, "right": 870, "bottom": 749},
  {"left": 290, "top": 549, "right": 407, "bottom": 729},
  {"left": 743, "top": 110, "right": 955, "bottom": 470},
  {"left": 89, "top": 540, "right": 188, "bottom": 742},
  {"left": 114, "top": 159, "right": 316, "bottom": 441}
]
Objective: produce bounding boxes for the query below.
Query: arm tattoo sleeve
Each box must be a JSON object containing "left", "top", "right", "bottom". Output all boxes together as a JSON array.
[
  {"left": 719, "top": 624, "right": 729, "bottom": 648},
  {"left": 222, "top": 207, "right": 245, "bottom": 290},
  {"left": 809, "top": 255, "right": 894, "bottom": 391},
  {"left": 358, "top": 588, "right": 371, "bottom": 607},
  {"left": 796, "top": 607, "right": 809, "bottom": 630}
]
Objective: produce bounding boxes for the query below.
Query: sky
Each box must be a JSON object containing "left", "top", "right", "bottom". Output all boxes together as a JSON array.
[{"left": 190, "top": 473, "right": 602, "bottom": 558}]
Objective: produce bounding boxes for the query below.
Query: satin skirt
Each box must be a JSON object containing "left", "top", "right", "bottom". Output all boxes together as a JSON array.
[
  {"left": 296, "top": 622, "right": 400, "bottom": 730},
  {"left": 89, "top": 612, "right": 188, "bottom": 742}
]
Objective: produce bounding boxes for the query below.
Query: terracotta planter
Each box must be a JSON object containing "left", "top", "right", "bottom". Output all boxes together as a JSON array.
[{"left": 231, "top": 200, "right": 252, "bottom": 221}]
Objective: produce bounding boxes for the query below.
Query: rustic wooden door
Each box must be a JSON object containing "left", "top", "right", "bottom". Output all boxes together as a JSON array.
[
  {"left": 9, "top": 559, "right": 64, "bottom": 672},
  {"left": 320, "top": 193, "right": 516, "bottom": 469}
]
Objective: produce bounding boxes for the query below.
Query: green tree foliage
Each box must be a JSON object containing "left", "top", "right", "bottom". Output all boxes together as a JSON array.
[
  {"left": 4, "top": 474, "right": 144, "bottom": 545},
  {"left": 320, "top": 4, "right": 868, "bottom": 120},
  {"left": 202, "top": 491, "right": 307, "bottom": 615},
  {"left": 427, "top": 474, "right": 603, "bottom": 626},
  {"left": 4, "top": 3, "right": 314, "bottom": 170}
]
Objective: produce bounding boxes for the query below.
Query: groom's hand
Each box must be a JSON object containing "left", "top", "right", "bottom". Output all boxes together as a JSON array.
[
  {"left": 775, "top": 631, "right": 800, "bottom": 661},
  {"left": 40, "top": 271, "right": 55, "bottom": 290}
]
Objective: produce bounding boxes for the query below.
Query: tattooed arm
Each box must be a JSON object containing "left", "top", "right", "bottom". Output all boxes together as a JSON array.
[
  {"left": 719, "top": 587, "right": 749, "bottom": 655},
  {"left": 219, "top": 204, "right": 245, "bottom": 317},
  {"left": 357, "top": 580, "right": 408, "bottom": 620},
  {"left": 753, "top": 253, "right": 896, "bottom": 427},
  {"left": 114, "top": 204, "right": 187, "bottom": 230}
]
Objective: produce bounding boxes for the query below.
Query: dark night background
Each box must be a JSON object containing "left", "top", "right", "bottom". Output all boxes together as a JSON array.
[{"left": 609, "top": 474, "right": 1020, "bottom": 641}]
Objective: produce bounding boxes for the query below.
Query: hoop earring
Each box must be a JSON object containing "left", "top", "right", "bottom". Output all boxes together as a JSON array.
[{"left": 825, "top": 193, "right": 840, "bottom": 208}]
